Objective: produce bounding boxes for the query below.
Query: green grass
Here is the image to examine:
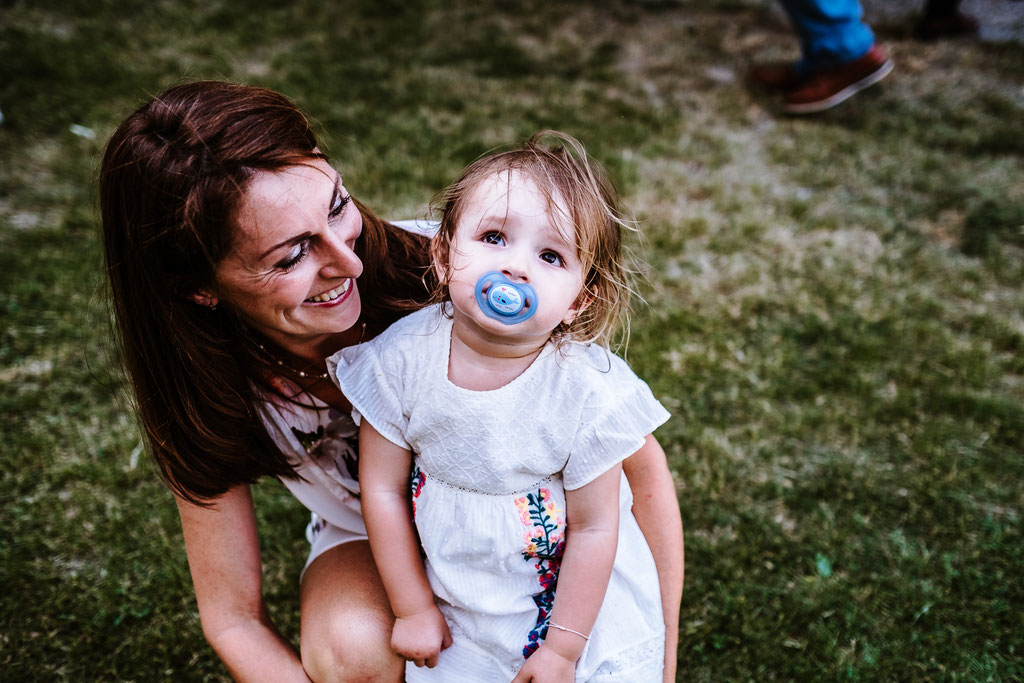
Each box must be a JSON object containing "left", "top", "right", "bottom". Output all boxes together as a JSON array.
[{"left": 2, "top": 0, "right": 1023, "bottom": 679}]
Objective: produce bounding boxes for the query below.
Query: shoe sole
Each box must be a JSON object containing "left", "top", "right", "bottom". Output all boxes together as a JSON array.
[{"left": 784, "top": 59, "right": 894, "bottom": 114}]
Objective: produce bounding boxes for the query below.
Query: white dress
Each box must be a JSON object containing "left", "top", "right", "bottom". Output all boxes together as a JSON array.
[{"left": 332, "top": 304, "right": 670, "bottom": 681}]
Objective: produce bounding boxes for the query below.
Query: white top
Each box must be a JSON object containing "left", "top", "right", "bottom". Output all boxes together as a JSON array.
[
  {"left": 332, "top": 304, "right": 670, "bottom": 492},
  {"left": 331, "top": 304, "right": 669, "bottom": 681},
  {"left": 258, "top": 378, "right": 367, "bottom": 536}
]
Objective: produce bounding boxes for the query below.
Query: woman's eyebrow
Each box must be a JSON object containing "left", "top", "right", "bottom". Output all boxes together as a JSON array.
[
  {"left": 257, "top": 170, "right": 343, "bottom": 260},
  {"left": 329, "top": 174, "right": 342, "bottom": 208},
  {"left": 259, "top": 232, "right": 313, "bottom": 260}
]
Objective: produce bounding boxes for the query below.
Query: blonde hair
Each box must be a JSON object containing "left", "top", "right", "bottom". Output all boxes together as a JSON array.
[{"left": 430, "top": 131, "right": 634, "bottom": 347}]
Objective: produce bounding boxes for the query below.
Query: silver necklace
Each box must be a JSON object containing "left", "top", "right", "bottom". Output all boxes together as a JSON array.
[{"left": 256, "top": 322, "right": 366, "bottom": 382}]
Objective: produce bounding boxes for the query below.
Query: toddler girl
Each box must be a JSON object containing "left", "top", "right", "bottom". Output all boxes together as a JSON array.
[{"left": 332, "top": 132, "right": 669, "bottom": 681}]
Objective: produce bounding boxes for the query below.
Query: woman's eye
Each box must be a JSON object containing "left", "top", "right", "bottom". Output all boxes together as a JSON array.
[
  {"left": 540, "top": 250, "right": 563, "bottom": 266},
  {"left": 275, "top": 241, "right": 310, "bottom": 270},
  {"left": 330, "top": 193, "right": 352, "bottom": 218},
  {"left": 482, "top": 232, "right": 505, "bottom": 246}
]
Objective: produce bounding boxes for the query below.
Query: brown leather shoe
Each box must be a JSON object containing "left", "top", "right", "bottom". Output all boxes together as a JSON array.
[
  {"left": 783, "top": 45, "right": 894, "bottom": 114},
  {"left": 747, "top": 62, "right": 804, "bottom": 91}
]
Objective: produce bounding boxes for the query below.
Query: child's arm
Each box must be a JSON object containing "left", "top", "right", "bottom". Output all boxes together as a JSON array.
[
  {"left": 359, "top": 420, "right": 452, "bottom": 668},
  {"left": 512, "top": 462, "right": 623, "bottom": 683},
  {"left": 623, "top": 434, "right": 684, "bottom": 683}
]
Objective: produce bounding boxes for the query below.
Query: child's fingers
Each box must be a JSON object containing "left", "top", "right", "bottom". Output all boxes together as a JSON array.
[
  {"left": 409, "top": 648, "right": 435, "bottom": 668},
  {"left": 441, "top": 623, "right": 453, "bottom": 651},
  {"left": 395, "top": 642, "right": 437, "bottom": 667},
  {"left": 425, "top": 628, "right": 450, "bottom": 666},
  {"left": 511, "top": 660, "right": 538, "bottom": 683}
]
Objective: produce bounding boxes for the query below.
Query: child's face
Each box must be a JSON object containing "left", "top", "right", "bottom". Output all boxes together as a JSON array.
[{"left": 441, "top": 169, "right": 588, "bottom": 341}]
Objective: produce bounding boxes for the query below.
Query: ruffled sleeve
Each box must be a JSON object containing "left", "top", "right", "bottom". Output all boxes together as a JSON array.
[
  {"left": 562, "top": 349, "right": 670, "bottom": 490},
  {"left": 329, "top": 332, "right": 412, "bottom": 451}
]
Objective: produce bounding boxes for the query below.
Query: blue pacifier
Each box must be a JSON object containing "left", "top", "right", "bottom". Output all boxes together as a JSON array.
[{"left": 474, "top": 271, "right": 538, "bottom": 325}]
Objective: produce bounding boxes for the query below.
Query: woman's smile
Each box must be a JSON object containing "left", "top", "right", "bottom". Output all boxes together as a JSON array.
[
  {"left": 211, "top": 158, "right": 365, "bottom": 354},
  {"left": 305, "top": 278, "right": 354, "bottom": 305}
]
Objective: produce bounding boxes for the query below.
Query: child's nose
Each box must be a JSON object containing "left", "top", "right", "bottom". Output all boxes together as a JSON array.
[
  {"left": 500, "top": 264, "right": 528, "bottom": 283},
  {"left": 500, "top": 251, "right": 531, "bottom": 282}
]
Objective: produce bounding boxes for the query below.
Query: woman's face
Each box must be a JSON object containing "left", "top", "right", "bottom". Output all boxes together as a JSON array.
[{"left": 209, "top": 158, "right": 364, "bottom": 354}]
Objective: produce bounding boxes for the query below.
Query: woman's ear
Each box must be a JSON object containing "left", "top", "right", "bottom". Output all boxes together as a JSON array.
[{"left": 189, "top": 290, "right": 220, "bottom": 310}]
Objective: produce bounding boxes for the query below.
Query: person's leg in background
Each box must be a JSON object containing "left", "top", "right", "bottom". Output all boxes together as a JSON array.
[
  {"left": 749, "top": 0, "right": 893, "bottom": 114},
  {"left": 779, "top": 0, "right": 875, "bottom": 72},
  {"left": 915, "top": 0, "right": 979, "bottom": 40}
]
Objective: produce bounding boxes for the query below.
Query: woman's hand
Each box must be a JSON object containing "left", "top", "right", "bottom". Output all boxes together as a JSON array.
[
  {"left": 391, "top": 605, "right": 452, "bottom": 668},
  {"left": 511, "top": 644, "right": 577, "bottom": 683},
  {"left": 176, "top": 486, "right": 312, "bottom": 682},
  {"left": 623, "top": 435, "right": 684, "bottom": 683}
]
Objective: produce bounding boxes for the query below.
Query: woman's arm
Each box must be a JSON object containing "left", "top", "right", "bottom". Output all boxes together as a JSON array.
[
  {"left": 358, "top": 420, "right": 452, "bottom": 668},
  {"left": 623, "top": 435, "right": 684, "bottom": 683},
  {"left": 176, "top": 485, "right": 311, "bottom": 682},
  {"left": 513, "top": 463, "right": 623, "bottom": 683}
]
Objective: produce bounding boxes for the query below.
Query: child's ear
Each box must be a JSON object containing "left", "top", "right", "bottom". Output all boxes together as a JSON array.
[
  {"left": 433, "top": 260, "right": 448, "bottom": 285},
  {"left": 189, "top": 289, "right": 220, "bottom": 310},
  {"left": 430, "top": 239, "right": 449, "bottom": 284},
  {"left": 562, "top": 289, "right": 594, "bottom": 326}
]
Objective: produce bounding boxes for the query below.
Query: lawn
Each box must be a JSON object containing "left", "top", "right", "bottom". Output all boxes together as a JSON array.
[{"left": 1, "top": 0, "right": 1022, "bottom": 680}]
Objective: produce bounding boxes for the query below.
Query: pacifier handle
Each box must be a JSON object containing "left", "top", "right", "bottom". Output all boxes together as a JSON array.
[{"left": 474, "top": 271, "right": 538, "bottom": 325}]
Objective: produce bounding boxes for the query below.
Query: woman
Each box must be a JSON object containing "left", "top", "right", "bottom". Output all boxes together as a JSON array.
[{"left": 100, "top": 81, "right": 683, "bottom": 682}]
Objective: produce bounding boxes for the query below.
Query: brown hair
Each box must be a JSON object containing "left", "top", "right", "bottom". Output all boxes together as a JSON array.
[
  {"left": 430, "top": 131, "right": 634, "bottom": 347},
  {"left": 100, "top": 81, "right": 432, "bottom": 504}
]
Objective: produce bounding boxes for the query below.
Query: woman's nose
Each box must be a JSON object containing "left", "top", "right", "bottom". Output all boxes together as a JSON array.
[{"left": 319, "top": 230, "right": 363, "bottom": 280}]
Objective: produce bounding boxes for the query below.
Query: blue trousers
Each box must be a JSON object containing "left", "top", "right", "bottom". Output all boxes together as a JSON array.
[{"left": 778, "top": 0, "right": 875, "bottom": 73}]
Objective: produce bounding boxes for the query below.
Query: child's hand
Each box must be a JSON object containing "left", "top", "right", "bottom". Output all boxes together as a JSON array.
[
  {"left": 511, "top": 644, "right": 577, "bottom": 683},
  {"left": 391, "top": 606, "right": 453, "bottom": 668}
]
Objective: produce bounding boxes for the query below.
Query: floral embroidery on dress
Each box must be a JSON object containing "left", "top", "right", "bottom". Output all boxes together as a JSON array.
[
  {"left": 514, "top": 488, "right": 566, "bottom": 658},
  {"left": 291, "top": 409, "right": 360, "bottom": 484},
  {"left": 410, "top": 463, "right": 426, "bottom": 518}
]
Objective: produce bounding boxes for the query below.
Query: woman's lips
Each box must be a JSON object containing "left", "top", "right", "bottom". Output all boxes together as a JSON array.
[{"left": 304, "top": 279, "right": 352, "bottom": 305}]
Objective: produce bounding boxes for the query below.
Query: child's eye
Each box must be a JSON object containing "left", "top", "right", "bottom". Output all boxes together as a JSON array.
[
  {"left": 540, "top": 250, "right": 563, "bottom": 266},
  {"left": 275, "top": 240, "right": 310, "bottom": 270},
  {"left": 330, "top": 193, "right": 351, "bottom": 219},
  {"left": 482, "top": 232, "right": 505, "bottom": 246}
]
